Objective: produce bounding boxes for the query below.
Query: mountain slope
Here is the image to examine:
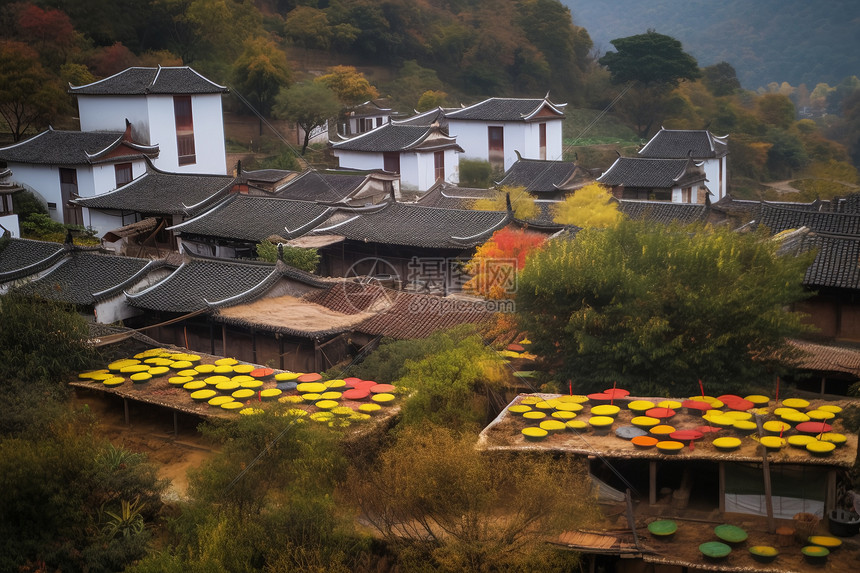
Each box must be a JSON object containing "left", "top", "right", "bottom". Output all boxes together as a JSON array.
[{"left": 563, "top": 0, "right": 860, "bottom": 89}]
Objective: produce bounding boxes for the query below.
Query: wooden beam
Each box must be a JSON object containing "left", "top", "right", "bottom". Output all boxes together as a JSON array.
[
  {"left": 821, "top": 375, "right": 826, "bottom": 397},
  {"left": 649, "top": 461, "right": 657, "bottom": 506}
]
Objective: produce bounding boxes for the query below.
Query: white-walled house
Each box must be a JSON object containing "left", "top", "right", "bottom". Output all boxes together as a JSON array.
[
  {"left": 444, "top": 97, "right": 566, "bottom": 173},
  {"left": 332, "top": 122, "right": 463, "bottom": 192},
  {"left": 69, "top": 66, "right": 229, "bottom": 175},
  {"left": 340, "top": 99, "right": 393, "bottom": 136},
  {"left": 597, "top": 156, "right": 710, "bottom": 204},
  {"left": 0, "top": 126, "right": 159, "bottom": 225},
  {"left": 638, "top": 128, "right": 729, "bottom": 201}
]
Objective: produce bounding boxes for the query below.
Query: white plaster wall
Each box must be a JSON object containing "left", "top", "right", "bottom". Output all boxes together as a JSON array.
[
  {"left": 7, "top": 163, "right": 64, "bottom": 222},
  {"left": 95, "top": 294, "right": 143, "bottom": 324},
  {"left": 405, "top": 153, "right": 427, "bottom": 191},
  {"left": 503, "top": 123, "right": 527, "bottom": 169},
  {"left": 446, "top": 120, "right": 489, "bottom": 164},
  {"left": 77, "top": 96, "right": 151, "bottom": 142},
  {"left": 0, "top": 214, "right": 19, "bottom": 237},
  {"left": 445, "top": 148, "right": 460, "bottom": 185},
  {"left": 702, "top": 158, "right": 725, "bottom": 200},
  {"left": 146, "top": 94, "right": 227, "bottom": 175},
  {"left": 83, "top": 209, "right": 124, "bottom": 238},
  {"left": 334, "top": 150, "right": 383, "bottom": 171}
]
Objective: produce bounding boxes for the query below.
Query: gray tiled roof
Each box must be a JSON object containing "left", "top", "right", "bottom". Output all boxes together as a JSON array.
[
  {"left": 397, "top": 107, "right": 448, "bottom": 126},
  {"left": 802, "top": 234, "right": 860, "bottom": 290},
  {"left": 75, "top": 162, "right": 234, "bottom": 215},
  {"left": 0, "top": 129, "right": 154, "bottom": 166},
  {"left": 597, "top": 158, "right": 701, "bottom": 188},
  {"left": 638, "top": 129, "right": 728, "bottom": 159},
  {"left": 618, "top": 200, "right": 709, "bottom": 224},
  {"left": 833, "top": 193, "right": 860, "bottom": 214},
  {"left": 308, "top": 202, "right": 510, "bottom": 248},
  {"left": 445, "top": 98, "right": 565, "bottom": 121},
  {"left": 496, "top": 159, "right": 585, "bottom": 193},
  {"left": 14, "top": 251, "right": 151, "bottom": 305},
  {"left": 332, "top": 123, "right": 454, "bottom": 152},
  {"left": 69, "top": 66, "right": 228, "bottom": 96},
  {"left": 758, "top": 203, "right": 860, "bottom": 235},
  {"left": 0, "top": 238, "right": 66, "bottom": 282},
  {"left": 275, "top": 171, "right": 367, "bottom": 202},
  {"left": 170, "top": 195, "right": 333, "bottom": 242},
  {"left": 304, "top": 283, "right": 494, "bottom": 339},
  {"left": 126, "top": 257, "right": 278, "bottom": 313},
  {"left": 415, "top": 183, "right": 495, "bottom": 209}
]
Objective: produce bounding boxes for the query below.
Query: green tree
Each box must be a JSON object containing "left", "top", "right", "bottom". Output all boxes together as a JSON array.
[
  {"left": 393, "top": 326, "right": 508, "bottom": 431},
  {"left": 0, "top": 41, "right": 65, "bottom": 142},
  {"left": 517, "top": 220, "right": 816, "bottom": 396},
  {"left": 273, "top": 81, "right": 340, "bottom": 155},
  {"left": 231, "top": 37, "right": 291, "bottom": 133},
  {"left": 255, "top": 239, "right": 319, "bottom": 273},
  {"left": 315, "top": 65, "right": 379, "bottom": 108},
  {"left": 552, "top": 182, "right": 622, "bottom": 228},
  {"left": 0, "top": 412, "right": 166, "bottom": 571},
  {"left": 757, "top": 93, "right": 797, "bottom": 129},
  {"left": 416, "top": 89, "right": 448, "bottom": 111},
  {"left": 283, "top": 6, "right": 332, "bottom": 51},
  {"left": 599, "top": 31, "right": 700, "bottom": 138},
  {"left": 351, "top": 424, "right": 597, "bottom": 572},
  {"left": 702, "top": 61, "right": 741, "bottom": 97}
]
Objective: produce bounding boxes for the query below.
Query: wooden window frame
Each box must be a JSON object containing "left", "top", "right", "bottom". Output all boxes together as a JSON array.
[
  {"left": 174, "top": 95, "right": 196, "bottom": 166},
  {"left": 434, "top": 150, "right": 445, "bottom": 181},
  {"left": 115, "top": 162, "right": 133, "bottom": 187}
]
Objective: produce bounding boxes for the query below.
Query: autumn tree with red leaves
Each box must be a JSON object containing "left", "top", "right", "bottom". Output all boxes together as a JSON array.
[{"left": 464, "top": 227, "right": 547, "bottom": 300}]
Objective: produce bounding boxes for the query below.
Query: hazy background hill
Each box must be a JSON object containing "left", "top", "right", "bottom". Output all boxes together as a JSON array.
[{"left": 563, "top": 0, "right": 860, "bottom": 90}]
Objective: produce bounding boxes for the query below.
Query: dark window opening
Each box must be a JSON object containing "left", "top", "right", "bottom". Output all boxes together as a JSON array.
[
  {"left": 488, "top": 126, "right": 504, "bottom": 170},
  {"left": 59, "top": 167, "right": 82, "bottom": 225},
  {"left": 539, "top": 123, "right": 547, "bottom": 160},
  {"left": 434, "top": 150, "right": 445, "bottom": 181},
  {"left": 383, "top": 152, "right": 400, "bottom": 173},
  {"left": 174, "top": 95, "right": 195, "bottom": 166},
  {"left": 115, "top": 163, "right": 133, "bottom": 187}
]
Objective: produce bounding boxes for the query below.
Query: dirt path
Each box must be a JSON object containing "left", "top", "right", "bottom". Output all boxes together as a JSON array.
[{"left": 72, "top": 389, "right": 216, "bottom": 501}]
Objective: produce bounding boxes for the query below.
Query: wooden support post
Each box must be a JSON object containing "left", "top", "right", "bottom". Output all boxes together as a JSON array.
[
  {"left": 649, "top": 461, "right": 657, "bottom": 506},
  {"left": 718, "top": 462, "right": 726, "bottom": 513},
  {"left": 826, "top": 470, "right": 837, "bottom": 514},
  {"left": 626, "top": 489, "right": 641, "bottom": 551},
  {"left": 278, "top": 335, "right": 285, "bottom": 370},
  {"left": 173, "top": 411, "right": 179, "bottom": 437},
  {"left": 209, "top": 320, "right": 215, "bottom": 355},
  {"left": 755, "top": 414, "right": 776, "bottom": 532},
  {"left": 123, "top": 398, "right": 130, "bottom": 426},
  {"left": 221, "top": 324, "right": 227, "bottom": 357},
  {"left": 820, "top": 376, "right": 826, "bottom": 397}
]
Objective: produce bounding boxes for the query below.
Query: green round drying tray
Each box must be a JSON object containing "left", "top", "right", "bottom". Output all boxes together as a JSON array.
[
  {"left": 700, "top": 541, "right": 732, "bottom": 559},
  {"left": 647, "top": 520, "right": 677, "bottom": 537},
  {"left": 714, "top": 524, "right": 747, "bottom": 544}
]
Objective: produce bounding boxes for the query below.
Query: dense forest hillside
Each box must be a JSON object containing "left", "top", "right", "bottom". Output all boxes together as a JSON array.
[{"left": 563, "top": 0, "right": 860, "bottom": 90}]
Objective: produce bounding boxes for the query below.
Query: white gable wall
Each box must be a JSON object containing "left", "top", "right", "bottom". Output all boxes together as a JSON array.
[
  {"left": 146, "top": 94, "right": 227, "bottom": 175},
  {"left": 333, "top": 150, "right": 383, "bottom": 172},
  {"left": 447, "top": 119, "right": 563, "bottom": 172},
  {"left": 701, "top": 157, "right": 726, "bottom": 201},
  {"left": 6, "top": 163, "right": 89, "bottom": 223},
  {"left": 77, "top": 96, "right": 151, "bottom": 143}
]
